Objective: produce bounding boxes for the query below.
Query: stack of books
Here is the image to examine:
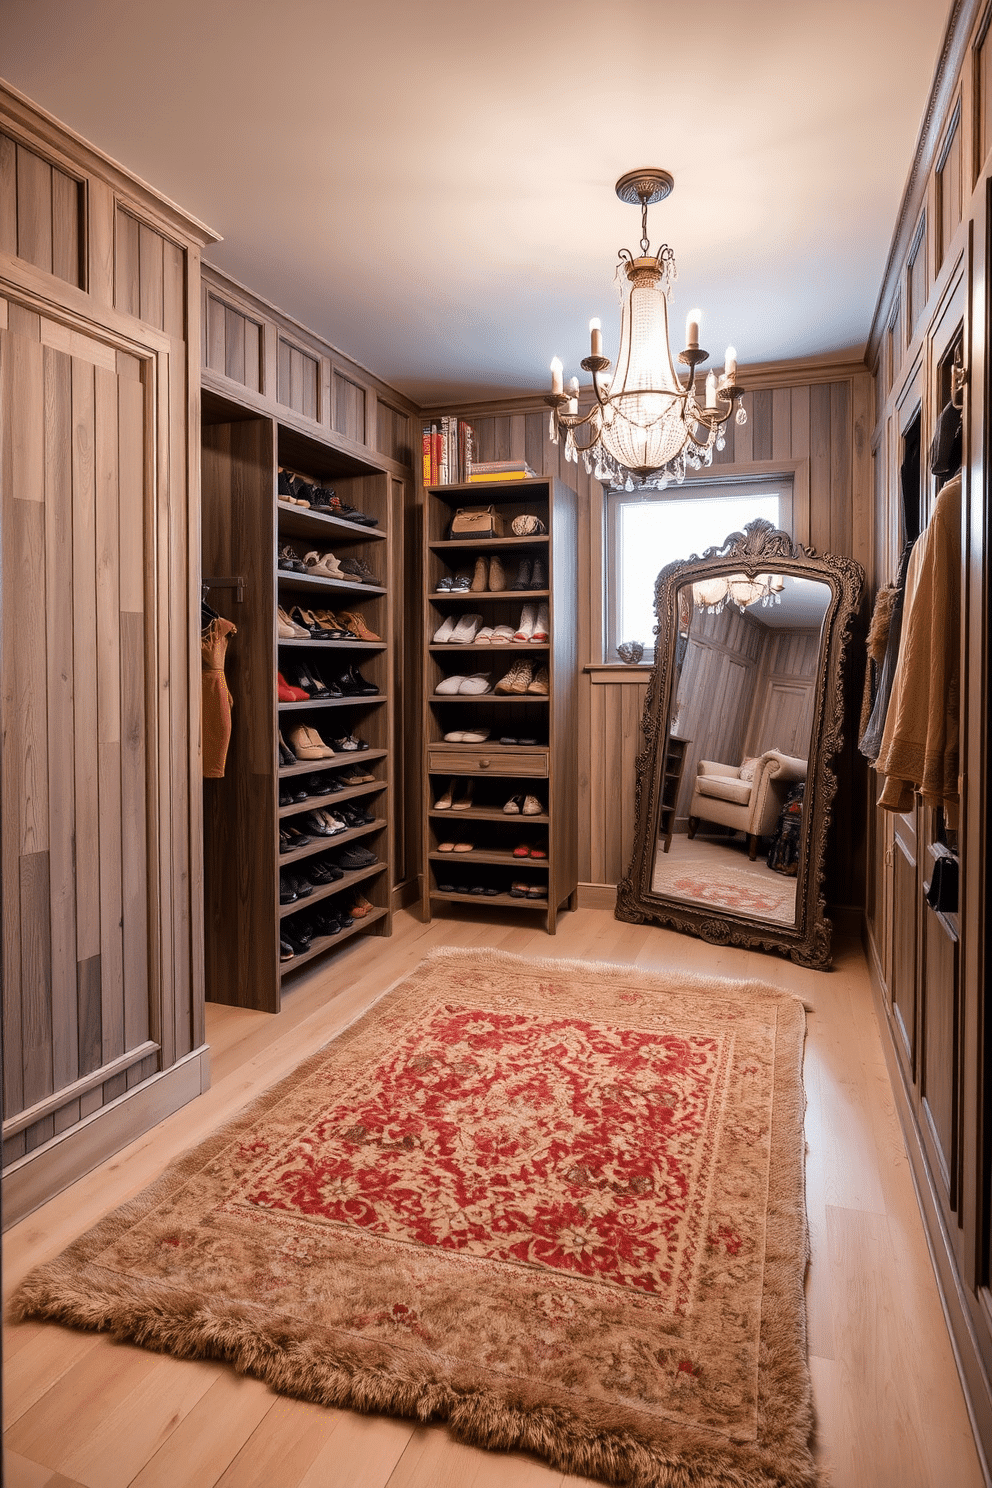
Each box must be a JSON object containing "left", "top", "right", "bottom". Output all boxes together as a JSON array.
[
  {"left": 468, "top": 459, "right": 536, "bottom": 484},
  {"left": 422, "top": 417, "right": 475, "bottom": 485}
]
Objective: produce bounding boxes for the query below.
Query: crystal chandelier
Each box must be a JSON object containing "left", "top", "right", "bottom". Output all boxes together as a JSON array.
[
  {"left": 692, "top": 572, "right": 785, "bottom": 613},
  {"left": 545, "top": 169, "right": 746, "bottom": 491}
]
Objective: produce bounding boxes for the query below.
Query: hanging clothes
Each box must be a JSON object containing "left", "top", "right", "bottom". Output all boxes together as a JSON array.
[
  {"left": 202, "top": 615, "right": 237, "bottom": 779},
  {"left": 875, "top": 471, "right": 961, "bottom": 825},
  {"left": 858, "top": 539, "right": 914, "bottom": 763}
]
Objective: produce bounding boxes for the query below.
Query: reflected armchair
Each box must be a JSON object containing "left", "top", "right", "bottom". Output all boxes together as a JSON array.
[{"left": 687, "top": 749, "right": 808, "bottom": 860}]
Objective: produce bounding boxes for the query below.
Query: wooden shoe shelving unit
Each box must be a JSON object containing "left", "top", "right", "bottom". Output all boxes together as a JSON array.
[
  {"left": 420, "top": 477, "right": 578, "bottom": 932},
  {"left": 201, "top": 392, "right": 394, "bottom": 1011}
]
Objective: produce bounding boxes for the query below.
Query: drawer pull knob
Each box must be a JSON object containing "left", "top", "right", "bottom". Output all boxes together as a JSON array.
[{"left": 479, "top": 758, "right": 490, "bottom": 768}]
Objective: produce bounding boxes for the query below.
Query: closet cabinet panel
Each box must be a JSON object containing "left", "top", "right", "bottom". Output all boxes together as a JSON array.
[
  {"left": 1, "top": 83, "right": 215, "bottom": 1223},
  {"left": 2, "top": 319, "right": 160, "bottom": 1125}
]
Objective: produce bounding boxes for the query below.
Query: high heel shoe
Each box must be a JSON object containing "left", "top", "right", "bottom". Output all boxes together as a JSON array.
[
  {"left": 277, "top": 671, "right": 309, "bottom": 702},
  {"left": 278, "top": 605, "right": 310, "bottom": 639}
]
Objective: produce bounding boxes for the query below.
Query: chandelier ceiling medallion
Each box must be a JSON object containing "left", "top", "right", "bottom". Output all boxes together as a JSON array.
[{"left": 545, "top": 169, "right": 746, "bottom": 491}]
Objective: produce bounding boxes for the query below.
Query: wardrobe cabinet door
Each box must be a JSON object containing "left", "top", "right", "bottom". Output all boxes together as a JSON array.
[{"left": 1, "top": 318, "right": 161, "bottom": 1154}]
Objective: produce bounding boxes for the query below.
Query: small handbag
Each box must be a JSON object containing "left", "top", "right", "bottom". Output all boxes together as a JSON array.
[
  {"left": 450, "top": 506, "right": 504, "bottom": 538},
  {"left": 511, "top": 513, "right": 547, "bottom": 536}
]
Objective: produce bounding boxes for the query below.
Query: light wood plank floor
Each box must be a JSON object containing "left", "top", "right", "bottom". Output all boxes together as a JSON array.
[{"left": 3, "top": 905, "right": 985, "bottom": 1488}]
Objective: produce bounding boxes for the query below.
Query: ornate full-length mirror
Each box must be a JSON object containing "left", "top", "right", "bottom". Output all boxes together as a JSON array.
[{"left": 616, "top": 520, "right": 864, "bottom": 968}]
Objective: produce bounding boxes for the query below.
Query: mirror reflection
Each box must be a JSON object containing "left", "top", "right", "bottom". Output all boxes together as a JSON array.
[{"left": 651, "top": 571, "right": 832, "bottom": 927}]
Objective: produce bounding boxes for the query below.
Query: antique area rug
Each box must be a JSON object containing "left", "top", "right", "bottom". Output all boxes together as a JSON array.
[
  {"left": 10, "top": 948, "right": 817, "bottom": 1488},
  {"left": 651, "top": 857, "right": 798, "bottom": 924}
]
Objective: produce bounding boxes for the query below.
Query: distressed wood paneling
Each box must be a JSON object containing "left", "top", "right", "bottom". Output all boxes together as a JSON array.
[
  {"left": 333, "top": 369, "right": 367, "bottom": 443},
  {"left": 278, "top": 336, "right": 318, "bottom": 420},
  {"left": 0, "top": 133, "right": 83, "bottom": 287},
  {"left": 1, "top": 81, "right": 211, "bottom": 1209}
]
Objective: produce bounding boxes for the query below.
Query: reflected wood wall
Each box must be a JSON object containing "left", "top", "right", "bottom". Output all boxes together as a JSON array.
[{"left": 437, "top": 361, "right": 872, "bottom": 899}]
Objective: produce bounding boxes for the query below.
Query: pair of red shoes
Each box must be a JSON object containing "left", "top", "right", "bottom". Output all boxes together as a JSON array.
[{"left": 277, "top": 671, "right": 308, "bottom": 703}]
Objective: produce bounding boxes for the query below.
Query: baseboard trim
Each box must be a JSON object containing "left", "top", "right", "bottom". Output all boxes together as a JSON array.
[
  {"left": 1, "top": 1047, "right": 211, "bottom": 1230},
  {"left": 577, "top": 882, "right": 618, "bottom": 910},
  {"left": 391, "top": 878, "right": 420, "bottom": 912},
  {"left": 863, "top": 922, "right": 992, "bottom": 1486}
]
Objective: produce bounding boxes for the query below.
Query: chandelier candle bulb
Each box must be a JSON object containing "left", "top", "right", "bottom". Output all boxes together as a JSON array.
[
  {"left": 568, "top": 376, "right": 579, "bottom": 414},
  {"left": 686, "top": 310, "right": 701, "bottom": 349},
  {"left": 550, "top": 357, "right": 564, "bottom": 395},
  {"left": 705, "top": 370, "right": 718, "bottom": 409},
  {"left": 589, "top": 318, "right": 603, "bottom": 357},
  {"left": 724, "top": 346, "right": 738, "bottom": 379}
]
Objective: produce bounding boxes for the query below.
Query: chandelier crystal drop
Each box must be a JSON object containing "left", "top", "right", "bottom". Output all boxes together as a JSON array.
[{"left": 545, "top": 170, "right": 745, "bottom": 490}]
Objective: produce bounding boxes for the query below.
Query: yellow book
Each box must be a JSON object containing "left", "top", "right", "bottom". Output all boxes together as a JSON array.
[{"left": 468, "top": 470, "right": 531, "bottom": 483}]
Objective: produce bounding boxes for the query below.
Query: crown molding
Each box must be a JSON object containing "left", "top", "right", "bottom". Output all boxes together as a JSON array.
[
  {"left": 866, "top": 0, "right": 975, "bottom": 361},
  {"left": 422, "top": 351, "right": 870, "bottom": 420}
]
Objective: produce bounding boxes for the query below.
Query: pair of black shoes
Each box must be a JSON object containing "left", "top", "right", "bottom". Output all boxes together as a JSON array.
[
  {"left": 280, "top": 868, "right": 315, "bottom": 903},
  {"left": 279, "top": 770, "right": 346, "bottom": 806},
  {"left": 279, "top": 824, "right": 314, "bottom": 855},
  {"left": 336, "top": 666, "right": 378, "bottom": 696},
  {"left": 437, "top": 881, "right": 501, "bottom": 896},
  {"left": 280, "top": 779, "right": 310, "bottom": 806},
  {"left": 310, "top": 855, "right": 346, "bottom": 885},
  {"left": 285, "top": 661, "right": 340, "bottom": 699},
  {"left": 279, "top": 731, "right": 298, "bottom": 767},
  {"left": 281, "top": 770, "right": 346, "bottom": 806},
  {"left": 280, "top": 901, "right": 357, "bottom": 960},
  {"left": 513, "top": 558, "right": 547, "bottom": 590},
  {"left": 337, "top": 801, "right": 375, "bottom": 828},
  {"left": 337, "top": 844, "right": 377, "bottom": 872}
]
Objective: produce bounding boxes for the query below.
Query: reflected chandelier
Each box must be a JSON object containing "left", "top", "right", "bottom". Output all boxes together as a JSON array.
[
  {"left": 545, "top": 169, "right": 746, "bottom": 491},
  {"left": 692, "top": 572, "right": 785, "bottom": 614}
]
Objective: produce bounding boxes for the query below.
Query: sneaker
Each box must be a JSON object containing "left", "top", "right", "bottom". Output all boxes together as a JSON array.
[{"left": 513, "top": 604, "right": 537, "bottom": 642}]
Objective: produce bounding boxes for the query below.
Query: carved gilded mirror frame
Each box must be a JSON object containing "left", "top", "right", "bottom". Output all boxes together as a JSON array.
[{"left": 615, "top": 520, "right": 865, "bottom": 968}]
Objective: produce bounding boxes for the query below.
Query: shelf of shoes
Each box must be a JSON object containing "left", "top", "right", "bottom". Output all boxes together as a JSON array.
[
  {"left": 420, "top": 476, "right": 577, "bottom": 932},
  {"left": 275, "top": 458, "right": 393, "bottom": 984},
  {"left": 200, "top": 398, "right": 396, "bottom": 1012}
]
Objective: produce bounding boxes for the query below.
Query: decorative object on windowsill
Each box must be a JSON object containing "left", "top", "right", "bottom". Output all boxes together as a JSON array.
[
  {"left": 692, "top": 571, "right": 785, "bottom": 613},
  {"left": 617, "top": 639, "right": 644, "bottom": 665},
  {"left": 545, "top": 168, "right": 746, "bottom": 492}
]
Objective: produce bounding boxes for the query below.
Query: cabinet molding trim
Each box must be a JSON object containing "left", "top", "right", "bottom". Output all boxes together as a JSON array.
[
  {"left": 1, "top": 1046, "right": 210, "bottom": 1230},
  {"left": 2, "top": 1041, "right": 160, "bottom": 1140}
]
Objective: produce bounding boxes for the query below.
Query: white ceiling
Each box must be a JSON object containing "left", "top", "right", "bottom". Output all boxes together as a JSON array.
[{"left": 1, "top": 0, "right": 951, "bottom": 407}]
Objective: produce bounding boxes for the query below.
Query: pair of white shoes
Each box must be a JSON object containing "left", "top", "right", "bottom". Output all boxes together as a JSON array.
[
  {"left": 443, "top": 727, "right": 490, "bottom": 742},
  {"left": 304, "top": 550, "right": 344, "bottom": 579},
  {"left": 514, "top": 603, "right": 549, "bottom": 642},
  {"left": 433, "top": 613, "right": 485, "bottom": 644},
  {"left": 435, "top": 672, "right": 491, "bottom": 695}
]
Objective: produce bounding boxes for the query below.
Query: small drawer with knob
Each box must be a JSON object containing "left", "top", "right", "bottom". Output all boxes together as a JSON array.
[{"left": 428, "top": 747, "right": 549, "bottom": 778}]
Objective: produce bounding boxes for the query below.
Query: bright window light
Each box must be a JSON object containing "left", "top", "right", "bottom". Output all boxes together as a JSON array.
[{"left": 608, "top": 484, "right": 788, "bottom": 661}]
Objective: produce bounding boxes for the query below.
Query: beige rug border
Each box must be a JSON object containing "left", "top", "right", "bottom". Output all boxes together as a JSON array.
[{"left": 10, "top": 948, "right": 820, "bottom": 1488}]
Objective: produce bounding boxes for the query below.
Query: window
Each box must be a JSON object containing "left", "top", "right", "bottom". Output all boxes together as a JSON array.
[{"left": 606, "top": 476, "right": 793, "bottom": 661}]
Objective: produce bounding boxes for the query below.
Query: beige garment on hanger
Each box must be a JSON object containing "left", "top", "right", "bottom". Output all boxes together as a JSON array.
[{"left": 875, "top": 472, "right": 960, "bottom": 826}]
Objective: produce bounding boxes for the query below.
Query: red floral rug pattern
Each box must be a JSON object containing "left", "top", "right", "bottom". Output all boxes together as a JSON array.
[
  {"left": 12, "top": 950, "right": 816, "bottom": 1488},
  {"left": 240, "top": 1006, "right": 732, "bottom": 1306}
]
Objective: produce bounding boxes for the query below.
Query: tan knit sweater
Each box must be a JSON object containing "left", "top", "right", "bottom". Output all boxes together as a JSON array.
[{"left": 875, "top": 472, "right": 960, "bottom": 825}]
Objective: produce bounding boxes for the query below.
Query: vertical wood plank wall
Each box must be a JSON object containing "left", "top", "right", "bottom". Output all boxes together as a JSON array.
[
  {"left": 437, "top": 366, "right": 872, "bottom": 901},
  {"left": 0, "top": 85, "right": 214, "bottom": 1219}
]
